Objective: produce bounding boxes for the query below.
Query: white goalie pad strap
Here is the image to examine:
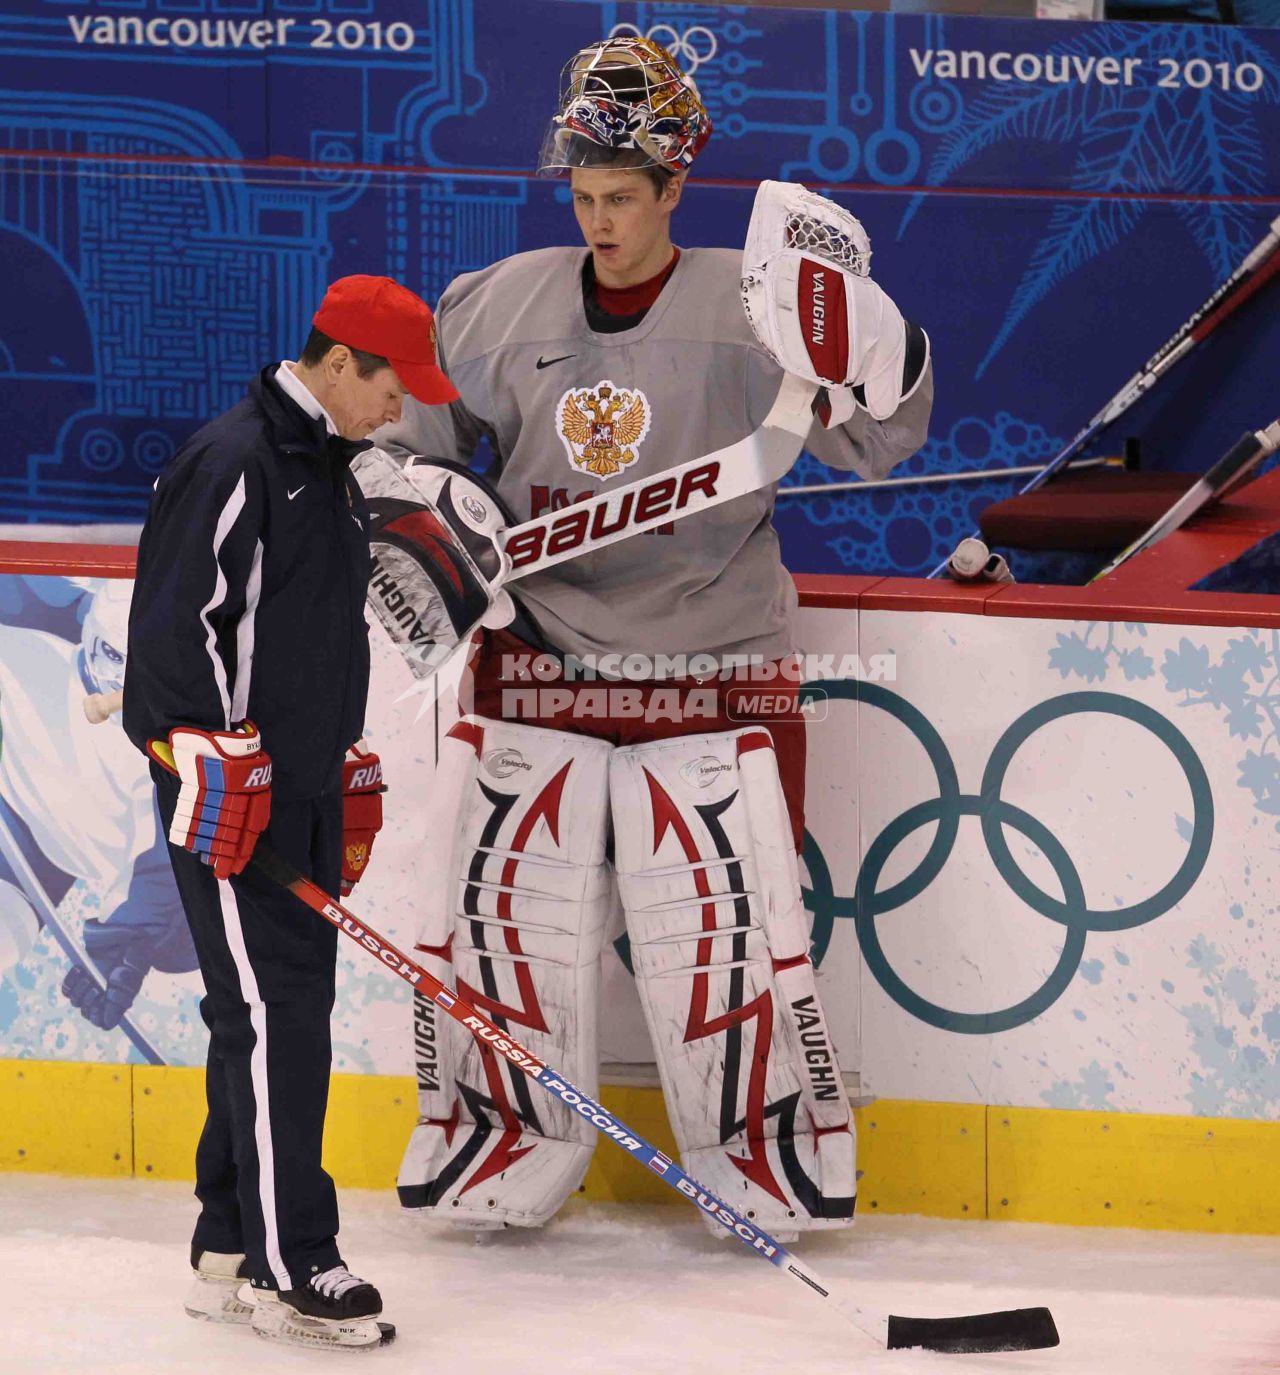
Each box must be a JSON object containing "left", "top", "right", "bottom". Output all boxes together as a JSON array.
[
  {"left": 741, "top": 179, "right": 923, "bottom": 422},
  {"left": 398, "top": 717, "right": 613, "bottom": 1227},
  {"left": 354, "top": 448, "right": 516, "bottom": 679},
  {"left": 610, "top": 728, "right": 855, "bottom": 1232}
]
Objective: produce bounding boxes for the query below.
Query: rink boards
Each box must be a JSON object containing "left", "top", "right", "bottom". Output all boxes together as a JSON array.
[{"left": 2, "top": 529, "right": 1280, "bottom": 1232}]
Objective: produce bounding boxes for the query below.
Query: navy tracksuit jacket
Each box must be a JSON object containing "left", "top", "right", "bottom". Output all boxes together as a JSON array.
[{"left": 125, "top": 365, "right": 372, "bottom": 1290}]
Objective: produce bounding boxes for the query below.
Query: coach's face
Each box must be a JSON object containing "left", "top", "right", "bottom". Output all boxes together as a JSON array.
[
  {"left": 324, "top": 351, "right": 409, "bottom": 441},
  {"left": 571, "top": 167, "right": 682, "bottom": 288}
]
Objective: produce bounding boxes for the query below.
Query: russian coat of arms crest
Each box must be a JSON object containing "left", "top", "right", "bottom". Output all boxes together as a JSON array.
[{"left": 556, "top": 380, "right": 652, "bottom": 481}]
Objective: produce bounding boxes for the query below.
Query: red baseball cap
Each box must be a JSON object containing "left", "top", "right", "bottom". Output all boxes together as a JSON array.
[{"left": 312, "top": 275, "right": 459, "bottom": 405}]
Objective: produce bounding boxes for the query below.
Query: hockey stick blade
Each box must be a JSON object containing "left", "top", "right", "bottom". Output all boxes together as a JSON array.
[
  {"left": 251, "top": 844, "right": 1059, "bottom": 1356},
  {"left": 888, "top": 1306, "right": 1059, "bottom": 1353}
]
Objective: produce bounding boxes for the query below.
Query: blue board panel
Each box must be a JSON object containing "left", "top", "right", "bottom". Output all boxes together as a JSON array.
[
  {"left": 1, "top": 0, "right": 1278, "bottom": 575},
  {"left": 13, "top": 1, "right": 1280, "bottom": 193}
]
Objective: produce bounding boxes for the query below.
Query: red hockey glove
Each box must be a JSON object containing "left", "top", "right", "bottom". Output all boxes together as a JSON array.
[
  {"left": 341, "top": 739, "right": 385, "bottom": 895},
  {"left": 147, "top": 723, "right": 272, "bottom": 880}
]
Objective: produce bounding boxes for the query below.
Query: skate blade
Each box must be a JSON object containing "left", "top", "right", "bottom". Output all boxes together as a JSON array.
[
  {"left": 183, "top": 1276, "right": 254, "bottom": 1325},
  {"left": 251, "top": 1299, "right": 394, "bottom": 1351}
]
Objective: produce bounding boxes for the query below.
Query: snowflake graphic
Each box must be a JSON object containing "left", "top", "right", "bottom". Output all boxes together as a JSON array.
[
  {"left": 1046, "top": 621, "right": 1154, "bottom": 684},
  {"left": 1041, "top": 1058, "right": 1117, "bottom": 1111},
  {"left": 1178, "top": 930, "right": 1280, "bottom": 1118},
  {"left": 1045, "top": 625, "right": 1280, "bottom": 829},
  {"left": 1159, "top": 630, "right": 1280, "bottom": 826},
  {"left": 899, "top": 22, "right": 1280, "bottom": 376}
]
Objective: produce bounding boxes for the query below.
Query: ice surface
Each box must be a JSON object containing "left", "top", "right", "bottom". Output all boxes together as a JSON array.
[{"left": 3, "top": 1174, "right": 1280, "bottom": 1375}]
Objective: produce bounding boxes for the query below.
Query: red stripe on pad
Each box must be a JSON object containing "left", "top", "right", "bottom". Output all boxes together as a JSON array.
[
  {"left": 736, "top": 730, "right": 775, "bottom": 757},
  {"left": 448, "top": 720, "right": 485, "bottom": 756}
]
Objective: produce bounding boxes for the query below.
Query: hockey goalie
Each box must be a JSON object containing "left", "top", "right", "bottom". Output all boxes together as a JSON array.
[{"left": 369, "top": 33, "right": 932, "bottom": 1241}]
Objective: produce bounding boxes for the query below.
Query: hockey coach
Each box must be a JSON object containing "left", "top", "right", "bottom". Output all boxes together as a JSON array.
[{"left": 123, "top": 275, "right": 457, "bottom": 1352}]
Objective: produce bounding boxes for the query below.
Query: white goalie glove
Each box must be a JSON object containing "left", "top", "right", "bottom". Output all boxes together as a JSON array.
[
  {"left": 741, "top": 179, "right": 929, "bottom": 422},
  {"left": 354, "top": 449, "right": 517, "bottom": 678}
]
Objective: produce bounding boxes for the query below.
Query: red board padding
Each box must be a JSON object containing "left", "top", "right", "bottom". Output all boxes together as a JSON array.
[
  {"left": 861, "top": 577, "right": 1003, "bottom": 614},
  {"left": 793, "top": 574, "right": 879, "bottom": 609},
  {"left": 979, "top": 469, "right": 1197, "bottom": 552},
  {"left": 0, "top": 541, "right": 137, "bottom": 577}
]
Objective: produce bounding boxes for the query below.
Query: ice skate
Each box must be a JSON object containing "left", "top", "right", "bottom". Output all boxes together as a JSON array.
[
  {"left": 250, "top": 1265, "right": 395, "bottom": 1351},
  {"left": 184, "top": 1247, "right": 255, "bottom": 1325}
]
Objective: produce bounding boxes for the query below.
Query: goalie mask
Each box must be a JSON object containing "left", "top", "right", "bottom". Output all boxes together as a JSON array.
[{"left": 537, "top": 35, "right": 711, "bottom": 175}]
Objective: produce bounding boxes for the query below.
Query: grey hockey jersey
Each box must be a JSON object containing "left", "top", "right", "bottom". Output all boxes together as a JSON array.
[{"left": 375, "top": 246, "right": 932, "bottom": 667}]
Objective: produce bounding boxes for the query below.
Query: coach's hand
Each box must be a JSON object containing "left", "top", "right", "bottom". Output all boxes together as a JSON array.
[{"left": 148, "top": 723, "right": 272, "bottom": 880}]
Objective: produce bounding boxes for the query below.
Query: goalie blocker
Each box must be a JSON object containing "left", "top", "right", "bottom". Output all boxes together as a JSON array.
[{"left": 399, "top": 719, "right": 854, "bottom": 1234}]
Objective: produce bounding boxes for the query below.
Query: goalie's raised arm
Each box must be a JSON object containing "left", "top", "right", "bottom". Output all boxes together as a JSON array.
[
  {"left": 741, "top": 179, "right": 932, "bottom": 476},
  {"left": 742, "top": 180, "right": 931, "bottom": 419}
]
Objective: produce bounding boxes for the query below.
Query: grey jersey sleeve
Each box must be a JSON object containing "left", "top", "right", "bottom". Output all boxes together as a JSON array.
[
  {"left": 805, "top": 360, "right": 934, "bottom": 480},
  {"left": 744, "top": 342, "right": 934, "bottom": 483},
  {"left": 376, "top": 397, "right": 484, "bottom": 465},
  {"left": 370, "top": 291, "right": 491, "bottom": 466}
]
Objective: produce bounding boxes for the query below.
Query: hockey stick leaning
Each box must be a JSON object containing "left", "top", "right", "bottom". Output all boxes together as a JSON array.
[
  {"left": 250, "top": 844, "right": 1059, "bottom": 1356},
  {"left": 928, "top": 213, "right": 1280, "bottom": 579},
  {"left": 1091, "top": 419, "right": 1280, "bottom": 582}
]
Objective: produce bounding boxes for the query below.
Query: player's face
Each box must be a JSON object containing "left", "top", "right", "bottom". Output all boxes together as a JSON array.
[
  {"left": 87, "top": 635, "right": 126, "bottom": 695},
  {"left": 326, "top": 359, "right": 410, "bottom": 440},
  {"left": 570, "top": 168, "right": 680, "bottom": 287}
]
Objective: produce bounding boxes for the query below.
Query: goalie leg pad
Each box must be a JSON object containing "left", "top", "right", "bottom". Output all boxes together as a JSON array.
[
  {"left": 397, "top": 716, "right": 613, "bottom": 1228},
  {"left": 611, "top": 728, "right": 855, "bottom": 1235}
]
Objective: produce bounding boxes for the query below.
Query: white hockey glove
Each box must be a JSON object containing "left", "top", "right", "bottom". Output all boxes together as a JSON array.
[
  {"left": 354, "top": 449, "right": 516, "bottom": 678},
  {"left": 741, "top": 179, "right": 929, "bottom": 422}
]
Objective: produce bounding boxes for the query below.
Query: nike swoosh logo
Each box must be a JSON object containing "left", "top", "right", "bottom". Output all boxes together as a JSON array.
[
  {"left": 287, "top": 485, "right": 306, "bottom": 500},
  {"left": 536, "top": 354, "right": 576, "bottom": 370}
]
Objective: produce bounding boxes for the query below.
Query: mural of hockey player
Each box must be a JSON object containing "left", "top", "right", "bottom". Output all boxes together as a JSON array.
[
  {"left": 373, "top": 36, "right": 931, "bottom": 1240},
  {"left": 0, "top": 576, "right": 194, "bottom": 1060}
]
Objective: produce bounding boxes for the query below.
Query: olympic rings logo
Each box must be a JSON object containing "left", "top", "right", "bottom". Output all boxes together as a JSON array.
[
  {"left": 802, "top": 685, "right": 1214, "bottom": 1035},
  {"left": 607, "top": 23, "right": 719, "bottom": 76}
]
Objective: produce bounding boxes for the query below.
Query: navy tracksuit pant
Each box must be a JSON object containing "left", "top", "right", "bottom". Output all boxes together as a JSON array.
[{"left": 157, "top": 770, "right": 344, "bottom": 1292}]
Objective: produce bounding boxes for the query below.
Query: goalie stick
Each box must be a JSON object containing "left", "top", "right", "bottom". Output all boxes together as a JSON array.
[
  {"left": 1091, "top": 419, "right": 1280, "bottom": 582},
  {"left": 501, "top": 372, "right": 819, "bottom": 579},
  {"left": 360, "top": 372, "right": 820, "bottom": 678},
  {"left": 250, "top": 843, "right": 1059, "bottom": 1356},
  {"left": 930, "top": 214, "right": 1280, "bottom": 579}
]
